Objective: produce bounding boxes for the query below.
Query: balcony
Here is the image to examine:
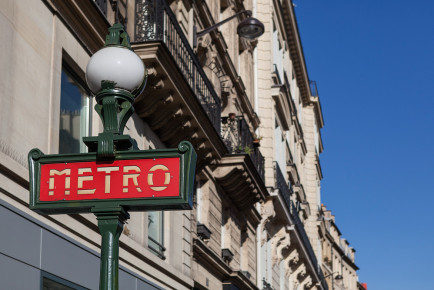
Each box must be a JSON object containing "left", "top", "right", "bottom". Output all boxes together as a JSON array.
[
  {"left": 289, "top": 201, "right": 328, "bottom": 290},
  {"left": 222, "top": 116, "right": 265, "bottom": 180},
  {"left": 274, "top": 162, "right": 293, "bottom": 212},
  {"left": 132, "top": 0, "right": 227, "bottom": 163},
  {"left": 214, "top": 116, "right": 267, "bottom": 210}
]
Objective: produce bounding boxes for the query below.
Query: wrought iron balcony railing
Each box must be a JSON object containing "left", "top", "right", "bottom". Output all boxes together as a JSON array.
[
  {"left": 148, "top": 235, "right": 166, "bottom": 260},
  {"left": 274, "top": 163, "right": 327, "bottom": 287},
  {"left": 134, "top": 0, "right": 221, "bottom": 134},
  {"left": 289, "top": 200, "right": 328, "bottom": 290},
  {"left": 222, "top": 116, "right": 265, "bottom": 181},
  {"left": 274, "top": 162, "right": 293, "bottom": 211},
  {"left": 94, "top": 0, "right": 108, "bottom": 16}
]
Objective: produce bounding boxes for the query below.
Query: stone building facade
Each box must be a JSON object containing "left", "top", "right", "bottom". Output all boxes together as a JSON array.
[
  {"left": 0, "top": 0, "right": 359, "bottom": 289},
  {"left": 319, "top": 205, "right": 360, "bottom": 290}
]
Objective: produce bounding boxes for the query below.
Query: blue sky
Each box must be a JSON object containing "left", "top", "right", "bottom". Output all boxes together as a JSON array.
[{"left": 295, "top": 1, "right": 434, "bottom": 289}]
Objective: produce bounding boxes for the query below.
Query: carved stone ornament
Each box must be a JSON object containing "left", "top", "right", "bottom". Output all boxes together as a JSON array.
[
  {"left": 293, "top": 263, "right": 307, "bottom": 281},
  {"left": 197, "top": 33, "right": 212, "bottom": 49},
  {"left": 284, "top": 248, "right": 299, "bottom": 277},
  {"left": 276, "top": 232, "right": 291, "bottom": 260},
  {"left": 300, "top": 275, "right": 313, "bottom": 289},
  {"left": 289, "top": 262, "right": 306, "bottom": 283},
  {"left": 271, "top": 227, "right": 291, "bottom": 266},
  {"left": 261, "top": 199, "right": 276, "bottom": 230}
]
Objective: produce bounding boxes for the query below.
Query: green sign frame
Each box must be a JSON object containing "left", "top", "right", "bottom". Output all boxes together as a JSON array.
[{"left": 29, "top": 141, "right": 196, "bottom": 215}]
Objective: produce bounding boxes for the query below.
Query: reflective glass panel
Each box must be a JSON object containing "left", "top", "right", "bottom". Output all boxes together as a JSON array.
[{"left": 59, "top": 67, "right": 91, "bottom": 154}]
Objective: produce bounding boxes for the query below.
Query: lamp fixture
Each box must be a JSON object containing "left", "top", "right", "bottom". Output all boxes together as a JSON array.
[
  {"left": 194, "top": 10, "right": 264, "bottom": 47},
  {"left": 323, "top": 272, "right": 342, "bottom": 280},
  {"left": 86, "top": 24, "right": 146, "bottom": 95},
  {"left": 237, "top": 16, "right": 265, "bottom": 40},
  {"left": 84, "top": 23, "right": 147, "bottom": 157}
]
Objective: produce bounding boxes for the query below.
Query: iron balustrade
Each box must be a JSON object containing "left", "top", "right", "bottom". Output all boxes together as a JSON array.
[
  {"left": 148, "top": 235, "right": 166, "bottom": 260},
  {"left": 222, "top": 116, "right": 265, "bottom": 181},
  {"left": 94, "top": 0, "right": 108, "bottom": 16},
  {"left": 134, "top": 0, "right": 221, "bottom": 134},
  {"left": 289, "top": 201, "right": 328, "bottom": 289},
  {"left": 274, "top": 162, "right": 293, "bottom": 211}
]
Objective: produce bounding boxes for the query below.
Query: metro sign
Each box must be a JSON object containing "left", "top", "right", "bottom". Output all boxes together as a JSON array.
[{"left": 29, "top": 141, "right": 196, "bottom": 214}]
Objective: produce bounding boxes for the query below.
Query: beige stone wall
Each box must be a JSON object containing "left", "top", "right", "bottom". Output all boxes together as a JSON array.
[
  {"left": 0, "top": 0, "right": 89, "bottom": 159},
  {"left": 207, "top": 184, "right": 223, "bottom": 254},
  {"left": 245, "top": 222, "right": 257, "bottom": 282},
  {"left": 256, "top": 0, "right": 274, "bottom": 188},
  {"left": 0, "top": 1, "right": 196, "bottom": 288},
  {"left": 0, "top": 0, "right": 363, "bottom": 289},
  {"left": 302, "top": 105, "right": 321, "bottom": 256}
]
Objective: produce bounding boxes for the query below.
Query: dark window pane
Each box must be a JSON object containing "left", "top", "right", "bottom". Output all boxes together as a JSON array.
[
  {"left": 148, "top": 211, "right": 165, "bottom": 259},
  {"left": 59, "top": 67, "right": 91, "bottom": 154},
  {"left": 42, "top": 275, "right": 88, "bottom": 290},
  {"left": 43, "top": 277, "right": 75, "bottom": 290}
]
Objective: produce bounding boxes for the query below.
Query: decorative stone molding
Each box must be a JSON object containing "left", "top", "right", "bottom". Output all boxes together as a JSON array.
[
  {"left": 292, "top": 263, "right": 306, "bottom": 282},
  {"left": 300, "top": 275, "right": 313, "bottom": 289},
  {"left": 197, "top": 33, "right": 212, "bottom": 50},
  {"left": 259, "top": 199, "right": 276, "bottom": 246},
  {"left": 271, "top": 227, "right": 291, "bottom": 266},
  {"left": 214, "top": 155, "right": 268, "bottom": 211},
  {"left": 276, "top": 231, "right": 291, "bottom": 259},
  {"left": 284, "top": 248, "right": 299, "bottom": 277},
  {"left": 261, "top": 199, "right": 276, "bottom": 229}
]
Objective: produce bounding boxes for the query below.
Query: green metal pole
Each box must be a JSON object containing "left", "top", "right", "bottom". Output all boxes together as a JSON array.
[{"left": 92, "top": 207, "right": 130, "bottom": 290}]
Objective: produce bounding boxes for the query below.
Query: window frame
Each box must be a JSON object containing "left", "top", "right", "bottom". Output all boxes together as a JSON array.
[
  {"left": 58, "top": 58, "right": 93, "bottom": 154},
  {"left": 40, "top": 271, "right": 88, "bottom": 290},
  {"left": 147, "top": 210, "right": 166, "bottom": 260}
]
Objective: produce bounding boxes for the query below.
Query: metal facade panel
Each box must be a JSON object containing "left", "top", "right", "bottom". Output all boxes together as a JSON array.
[
  {"left": 137, "top": 278, "right": 163, "bottom": 290},
  {"left": 0, "top": 254, "right": 40, "bottom": 290},
  {"left": 0, "top": 205, "right": 41, "bottom": 267},
  {"left": 40, "top": 229, "right": 100, "bottom": 289},
  {"left": 119, "top": 270, "right": 138, "bottom": 290}
]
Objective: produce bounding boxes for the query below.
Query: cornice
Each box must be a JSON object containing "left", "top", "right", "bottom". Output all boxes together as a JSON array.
[
  {"left": 311, "top": 96, "right": 325, "bottom": 129},
  {"left": 330, "top": 242, "right": 360, "bottom": 271},
  {"left": 214, "top": 154, "right": 269, "bottom": 210},
  {"left": 43, "top": 0, "right": 109, "bottom": 55},
  {"left": 277, "top": 0, "right": 311, "bottom": 106}
]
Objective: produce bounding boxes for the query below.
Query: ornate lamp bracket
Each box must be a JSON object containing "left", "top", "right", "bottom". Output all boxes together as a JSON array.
[{"left": 104, "top": 23, "right": 132, "bottom": 49}]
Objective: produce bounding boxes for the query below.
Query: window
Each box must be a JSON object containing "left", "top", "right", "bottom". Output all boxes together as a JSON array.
[
  {"left": 41, "top": 272, "right": 88, "bottom": 290},
  {"left": 148, "top": 211, "right": 165, "bottom": 259},
  {"left": 274, "top": 118, "right": 286, "bottom": 174},
  {"left": 59, "top": 64, "right": 92, "bottom": 154}
]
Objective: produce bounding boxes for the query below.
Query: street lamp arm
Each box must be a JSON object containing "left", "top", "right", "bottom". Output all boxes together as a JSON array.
[
  {"left": 196, "top": 10, "right": 252, "bottom": 38},
  {"left": 323, "top": 272, "right": 340, "bottom": 279}
]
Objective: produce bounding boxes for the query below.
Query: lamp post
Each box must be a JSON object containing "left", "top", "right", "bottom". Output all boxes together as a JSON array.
[
  {"left": 193, "top": 10, "right": 264, "bottom": 47},
  {"left": 29, "top": 22, "right": 196, "bottom": 290},
  {"left": 85, "top": 23, "right": 146, "bottom": 290}
]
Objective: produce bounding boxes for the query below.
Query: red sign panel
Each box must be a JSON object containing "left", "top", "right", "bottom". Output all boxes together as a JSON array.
[{"left": 39, "top": 158, "right": 180, "bottom": 201}]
